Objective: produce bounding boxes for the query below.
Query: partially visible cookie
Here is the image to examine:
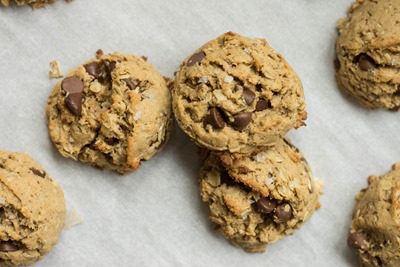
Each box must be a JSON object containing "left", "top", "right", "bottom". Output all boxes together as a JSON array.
[
  {"left": 348, "top": 163, "right": 400, "bottom": 267},
  {"left": 199, "top": 138, "right": 322, "bottom": 252},
  {"left": 336, "top": 0, "right": 400, "bottom": 110},
  {"left": 173, "top": 32, "right": 306, "bottom": 153},
  {"left": 0, "top": 151, "right": 66, "bottom": 266},
  {"left": 46, "top": 52, "right": 173, "bottom": 174},
  {"left": 0, "top": 0, "right": 71, "bottom": 8}
]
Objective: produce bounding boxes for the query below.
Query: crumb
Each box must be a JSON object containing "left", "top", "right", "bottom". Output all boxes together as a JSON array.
[
  {"left": 96, "top": 49, "right": 104, "bottom": 59},
  {"left": 64, "top": 208, "right": 83, "bottom": 229},
  {"left": 48, "top": 60, "right": 63, "bottom": 78}
]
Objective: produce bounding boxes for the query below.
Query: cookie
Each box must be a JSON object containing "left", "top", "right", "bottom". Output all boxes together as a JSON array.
[
  {"left": 199, "top": 138, "right": 322, "bottom": 252},
  {"left": 0, "top": 151, "right": 66, "bottom": 266},
  {"left": 46, "top": 52, "right": 173, "bottom": 174},
  {"left": 0, "top": 0, "right": 70, "bottom": 8},
  {"left": 348, "top": 163, "right": 400, "bottom": 267},
  {"left": 336, "top": 0, "right": 400, "bottom": 110},
  {"left": 173, "top": 32, "right": 307, "bottom": 153}
]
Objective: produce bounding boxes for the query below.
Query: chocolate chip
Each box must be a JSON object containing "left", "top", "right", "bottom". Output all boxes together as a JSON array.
[
  {"left": 232, "top": 112, "right": 252, "bottom": 131},
  {"left": 65, "top": 93, "right": 83, "bottom": 116},
  {"left": 242, "top": 89, "right": 256, "bottom": 105},
  {"left": 30, "top": 168, "right": 46, "bottom": 178},
  {"left": 255, "top": 99, "right": 271, "bottom": 111},
  {"left": 256, "top": 197, "right": 276, "bottom": 214},
  {"left": 104, "top": 60, "right": 116, "bottom": 74},
  {"left": 0, "top": 241, "right": 19, "bottom": 252},
  {"left": 187, "top": 51, "right": 206, "bottom": 67},
  {"left": 61, "top": 76, "right": 84, "bottom": 94},
  {"left": 348, "top": 232, "right": 368, "bottom": 251},
  {"left": 204, "top": 108, "right": 225, "bottom": 129},
  {"left": 84, "top": 62, "right": 103, "bottom": 79},
  {"left": 355, "top": 53, "right": 377, "bottom": 71},
  {"left": 104, "top": 137, "right": 118, "bottom": 145},
  {"left": 123, "top": 78, "right": 137, "bottom": 90},
  {"left": 274, "top": 203, "right": 292, "bottom": 223}
]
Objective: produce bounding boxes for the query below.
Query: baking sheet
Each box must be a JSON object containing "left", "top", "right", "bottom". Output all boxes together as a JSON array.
[{"left": 1, "top": 0, "right": 400, "bottom": 266}]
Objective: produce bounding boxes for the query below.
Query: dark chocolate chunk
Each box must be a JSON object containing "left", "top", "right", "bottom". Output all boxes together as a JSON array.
[
  {"left": 274, "top": 203, "right": 292, "bottom": 223},
  {"left": 204, "top": 108, "right": 225, "bottom": 129},
  {"left": 0, "top": 241, "right": 18, "bottom": 252},
  {"left": 30, "top": 168, "right": 46, "bottom": 178},
  {"left": 65, "top": 93, "right": 83, "bottom": 116},
  {"left": 256, "top": 197, "right": 276, "bottom": 214},
  {"left": 123, "top": 78, "right": 137, "bottom": 90},
  {"left": 355, "top": 53, "right": 377, "bottom": 71},
  {"left": 348, "top": 232, "right": 368, "bottom": 251},
  {"left": 242, "top": 89, "right": 256, "bottom": 105},
  {"left": 84, "top": 62, "right": 103, "bottom": 79},
  {"left": 232, "top": 112, "right": 252, "bottom": 131},
  {"left": 61, "top": 76, "right": 83, "bottom": 94},
  {"left": 255, "top": 99, "right": 271, "bottom": 111},
  {"left": 187, "top": 51, "right": 206, "bottom": 67}
]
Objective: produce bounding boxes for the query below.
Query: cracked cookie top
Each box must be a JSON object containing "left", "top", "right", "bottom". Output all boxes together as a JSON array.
[
  {"left": 173, "top": 32, "right": 306, "bottom": 153},
  {"left": 46, "top": 52, "right": 173, "bottom": 174}
]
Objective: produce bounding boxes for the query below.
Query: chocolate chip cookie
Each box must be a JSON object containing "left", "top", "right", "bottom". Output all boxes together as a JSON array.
[
  {"left": 46, "top": 52, "right": 173, "bottom": 174},
  {"left": 199, "top": 138, "right": 322, "bottom": 252},
  {"left": 336, "top": 0, "right": 400, "bottom": 110},
  {"left": 0, "top": 151, "right": 66, "bottom": 266},
  {"left": 348, "top": 163, "right": 400, "bottom": 267},
  {"left": 173, "top": 32, "right": 307, "bottom": 153}
]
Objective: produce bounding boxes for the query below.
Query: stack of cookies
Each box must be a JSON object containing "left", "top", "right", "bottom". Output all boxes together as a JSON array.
[{"left": 172, "top": 32, "right": 322, "bottom": 252}]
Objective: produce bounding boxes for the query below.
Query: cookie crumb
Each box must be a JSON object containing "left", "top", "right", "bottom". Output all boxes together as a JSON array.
[
  {"left": 64, "top": 208, "right": 83, "bottom": 229},
  {"left": 48, "top": 60, "right": 63, "bottom": 79}
]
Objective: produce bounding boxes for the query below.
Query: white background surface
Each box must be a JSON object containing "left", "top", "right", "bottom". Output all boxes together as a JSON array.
[{"left": 0, "top": 0, "right": 399, "bottom": 266}]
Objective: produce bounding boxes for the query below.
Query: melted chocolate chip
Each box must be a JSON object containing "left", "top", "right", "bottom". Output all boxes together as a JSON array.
[
  {"left": 0, "top": 241, "right": 19, "bottom": 252},
  {"left": 242, "top": 89, "right": 256, "bottom": 105},
  {"left": 256, "top": 197, "right": 276, "bottom": 214},
  {"left": 355, "top": 53, "right": 377, "bottom": 71},
  {"left": 30, "top": 168, "right": 46, "bottom": 178},
  {"left": 65, "top": 93, "right": 83, "bottom": 116},
  {"left": 255, "top": 99, "right": 271, "bottom": 111},
  {"left": 187, "top": 51, "right": 206, "bottom": 67},
  {"left": 204, "top": 108, "right": 225, "bottom": 129},
  {"left": 348, "top": 232, "right": 368, "bottom": 251},
  {"left": 274, "top": 203, "right": 292, "bottom": 223},
  {"left": 84, "top": 62, "right": 103, "bottom": 79},
  {"left": 232, "top": 112, "right": 252, "bottom": 131},
  {"left": 61, "top": 76, "right": 84, "bottom": 94},
  {"left": 123, "top": 78, "right": 137, "bottom": 90}
]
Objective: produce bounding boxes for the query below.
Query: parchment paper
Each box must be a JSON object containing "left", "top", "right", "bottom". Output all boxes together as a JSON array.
[{"left": 1, "top": 0, "right": 399, "bottom": 266}]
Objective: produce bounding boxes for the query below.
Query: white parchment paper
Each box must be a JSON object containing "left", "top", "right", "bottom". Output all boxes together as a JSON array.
[{"left": 0, "top": 0, "right": 399, "bottom": 266}]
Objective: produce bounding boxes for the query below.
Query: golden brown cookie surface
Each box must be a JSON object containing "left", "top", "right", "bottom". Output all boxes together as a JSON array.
[
  {"left": 0, "top": 151, "right": 66, "bottom": 266},
  {"left": 173, "top": 32, "right": 306, "bottom": 153}
]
